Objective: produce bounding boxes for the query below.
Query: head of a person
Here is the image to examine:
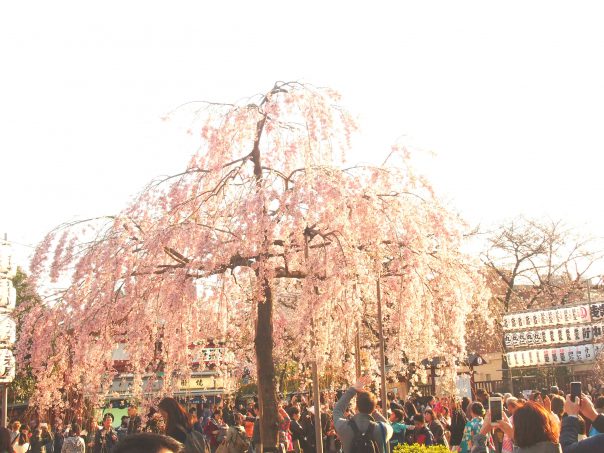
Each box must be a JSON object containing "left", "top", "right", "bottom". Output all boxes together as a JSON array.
[
  {"left": 0, "top": 427, "right": 11, "bottom": 452},
  {"left": 424, "top": 409, "right": 435, "bottom": 423},
  {"left": 213, "top": 409, "right": 222, "bottom": 421},
  {"left": 413, "top": 414, "right": 425, "bottom": 429},
  {"left": 475, "top": 389, "right": 489, "bottom": 404},
  {"left": 513, "top": 402, "right": 559, "bottom": 448},
  {"left": 158, "top": 397, "right": 191, "bottom": 432},
  {"left": 18, "top": 427, "right": 29, "bottom": 445},
  {"left": 70, "top": 423, "right": 81, "bottom": 437},
  {"left": 234, "top": 413, "right": 244, "bottom": 426},
  {"left": 404, "top": 401, "right": 418, "bottom": 416},
  {"left": 427, "top": 396, "right": 436, "bottom": 406},
  {"left": 103, "top": 414, "right": 114, "bottom": 429},
  {"left": 287, "top": 406, "right": 300, "bottom": 421},
  {"left": 11, "top": 421, "right": 20, "bottom": 432},
  {"left": 356, "top": 390, "right": 377, "bottom": 415},
  {"left": 461, "top": 397, "right": 470, "bottom": 412},
  {"left": 90, "top": 419, "right": 99, "bottom": 431},
  {"left": 550, "top": 395, "right": 565, "bottom": 418},
  {"left": 389, "top": 409, "right": 404, "bottom": 423},
  {"left": 121, "top": 415, "right": 130, "bottom": 428},
  {"left": 595, "top": 396, "right": 604, "bottom": 411},
  {"left": 506, "top": 397, "right": 520, "bottom": 415},
  {"left": 113, "top": 432, "right": 183, "bottom": 453},
  {"left": 39, "top": 422, "right": 49, "bottom": 433},
  {"left": 128, "top": 405, "right": 139, "bottom": 418},
  {"left": 470, "top": 402, "right": 485, "bottom": 419}
]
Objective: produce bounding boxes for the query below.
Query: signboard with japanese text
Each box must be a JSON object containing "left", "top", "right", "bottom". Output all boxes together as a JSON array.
[
  {"left": 503, "top": 300, "right": 604, "bottom": 368},
  {"left": 506, "top": 344, "right": 600, "bottom": 368},
  {"left": 503, "top": 304, "right": 591, "bottom": 331}
]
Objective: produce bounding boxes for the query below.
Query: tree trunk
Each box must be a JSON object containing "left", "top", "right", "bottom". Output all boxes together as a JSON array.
[{"left": 255, "top": 279, "right": 280, "bottom": 452}]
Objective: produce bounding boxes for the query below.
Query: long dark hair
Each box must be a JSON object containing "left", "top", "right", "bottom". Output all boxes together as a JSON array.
[
  {"left": 0, "top": 427, "right": 14, "bottom": 453},
  {"left": 18, "top": 431, "right": 28, "bottom": 446},
  {"left": 158, "top": 397, "right": 191, "bottom": 436}
]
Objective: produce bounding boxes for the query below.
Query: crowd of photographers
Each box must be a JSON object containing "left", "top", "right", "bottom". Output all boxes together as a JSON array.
[{"left": 0, "top": 379, "right": 603, "bottom": 453}]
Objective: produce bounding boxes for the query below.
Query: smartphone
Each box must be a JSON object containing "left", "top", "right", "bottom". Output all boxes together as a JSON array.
[
  {"left": 570, "top": 382, "right": 581, "bottom": 402},
  {"left": 489, "top": 397, "right": 503, "bottom": 422}
]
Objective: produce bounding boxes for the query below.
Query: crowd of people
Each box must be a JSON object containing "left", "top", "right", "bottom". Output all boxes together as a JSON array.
[{"left": 0, "top": 379, "right": 603, "bottom": 453}]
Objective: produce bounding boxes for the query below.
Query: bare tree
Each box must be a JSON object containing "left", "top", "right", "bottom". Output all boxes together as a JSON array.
[{"left": 482, "top": 217, "right": 603, "bottom": 313}]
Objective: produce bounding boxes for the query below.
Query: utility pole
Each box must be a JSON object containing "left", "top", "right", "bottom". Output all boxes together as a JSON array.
[
  {"left": 376, "top": 278, "right": 388, "bottom": 417},
  {"left": 354, "top": 321, "right": 362, "bottom": 378}
]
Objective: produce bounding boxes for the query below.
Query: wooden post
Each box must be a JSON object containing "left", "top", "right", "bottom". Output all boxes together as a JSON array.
[
  {"left": 376, "top": 279, "right": 388, "bottom": 417},
  {"left": 306, "top": 232, "right": 323, "bottom": 453},
  {"left": 1, "top": 385, "right": 6, "bottom": 428},
  {"left": 311, "top": 361, "right": 323, "bottom": 453}
]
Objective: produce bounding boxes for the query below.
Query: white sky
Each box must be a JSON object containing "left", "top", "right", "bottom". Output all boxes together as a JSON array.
[{"left": 2, "top": 1, "right": 604, "bottom": 270}]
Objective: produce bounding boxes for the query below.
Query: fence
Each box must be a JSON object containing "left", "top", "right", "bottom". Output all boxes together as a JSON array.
[{"left": 474, "top": 380, "right": 506, "bottom": 394}]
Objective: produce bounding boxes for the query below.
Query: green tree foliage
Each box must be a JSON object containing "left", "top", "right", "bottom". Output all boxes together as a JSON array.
[{"left": 9, "top": 267, "right": 40, "bottom": 403}]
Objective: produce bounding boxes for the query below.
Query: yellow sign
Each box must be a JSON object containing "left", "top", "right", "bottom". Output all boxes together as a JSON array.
[{"left": 179, "top": 375, "right": 224, "bottom": 390}]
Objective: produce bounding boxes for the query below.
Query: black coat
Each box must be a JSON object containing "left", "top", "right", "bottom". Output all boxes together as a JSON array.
[
  {"left": 448, "top": 410, "right": 467, "bottom": 446},
  {"left": 94, "top": 428, "right": 118, "bottom": 453},
  {"left": 290, "top": 420, "right": 311, "bottom": 453}
]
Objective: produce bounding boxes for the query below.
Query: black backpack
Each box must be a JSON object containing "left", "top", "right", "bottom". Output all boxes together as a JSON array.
[
  {"left": 183, "top": 429, "right": 211, "bottom": 453},
  {"left": 348, "top": 419, "right": 379, "bottom": 453}
]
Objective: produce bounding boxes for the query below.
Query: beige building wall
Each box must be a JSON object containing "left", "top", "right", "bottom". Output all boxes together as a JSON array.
[{"left": 457, "top": 353, "right": 503, "bottom": 381}]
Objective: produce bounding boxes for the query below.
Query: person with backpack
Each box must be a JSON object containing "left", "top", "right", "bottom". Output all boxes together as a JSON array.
[
  {"left": 388, "top": 409, "right": 407, "bottom": 449},
  {"left": 225, "top": 413, "right": 250, "bottom": 453},
  {"left": 333, "top": 376, "right": 392, "bottom": 453},
  {"left": 158, "top": 397, "right": 209, "bottom": 453},
  {"left": 61, "top": 423, "right": 85, "bottom": 453}
]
